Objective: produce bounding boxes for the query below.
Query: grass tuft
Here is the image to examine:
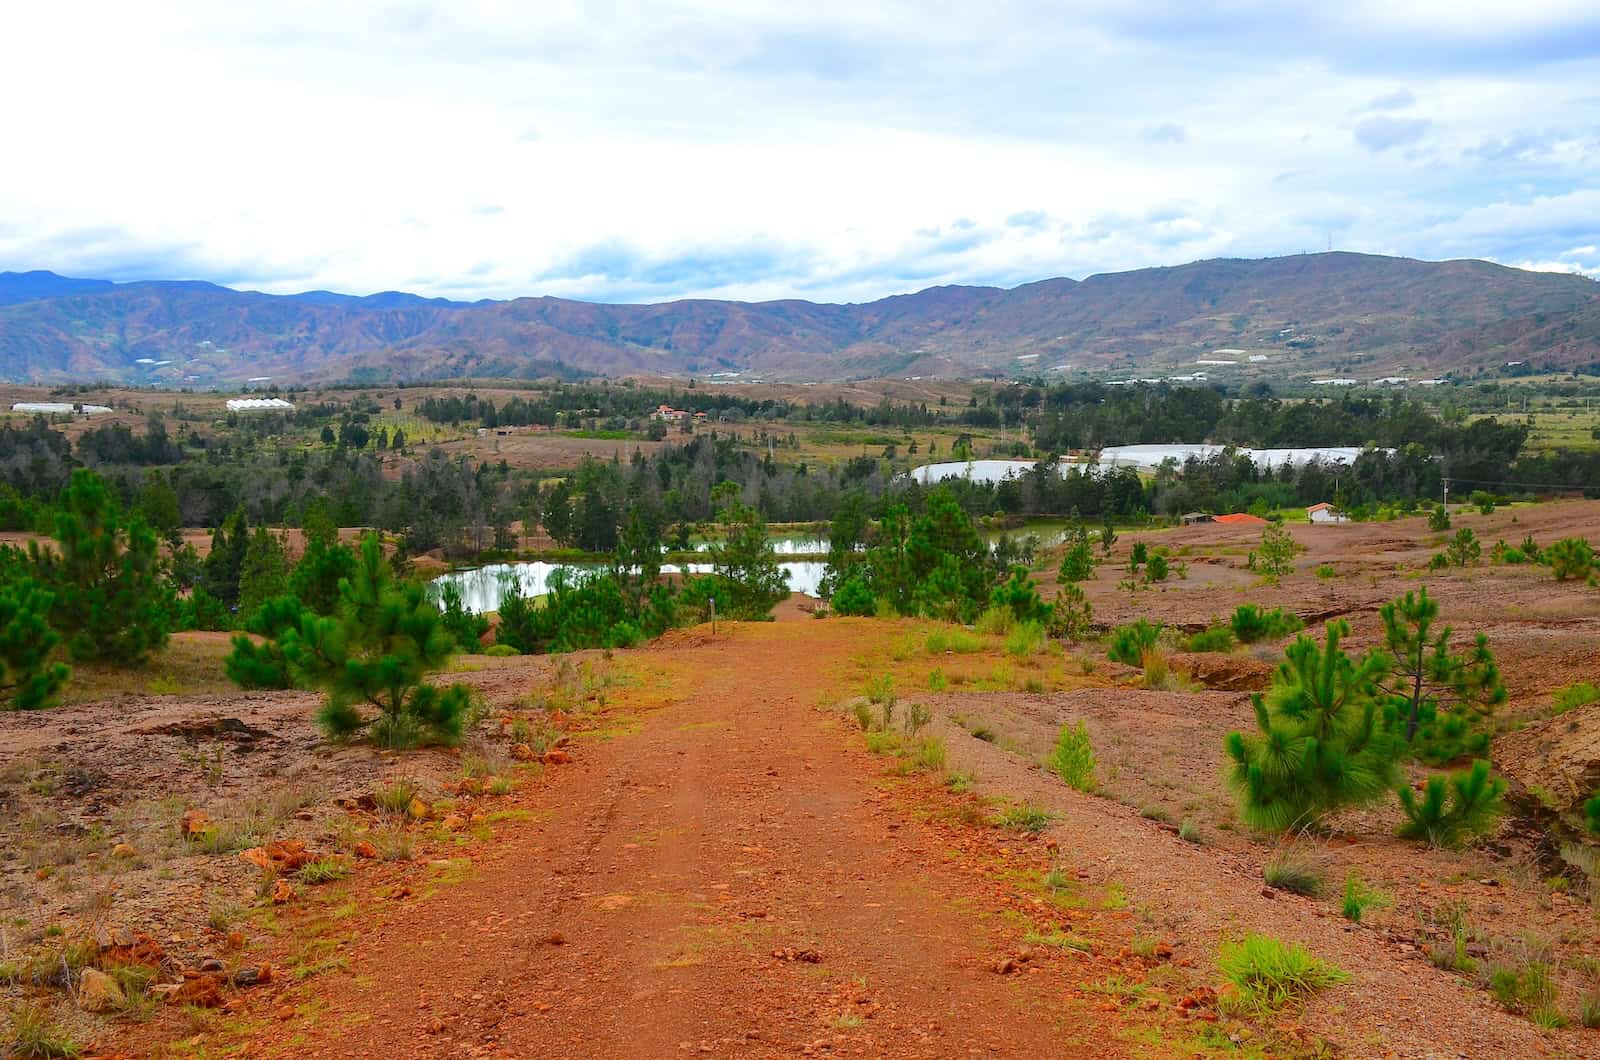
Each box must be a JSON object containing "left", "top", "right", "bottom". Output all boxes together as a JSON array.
[{"left": 1216, "top": 934, "right": 1348, "bottom": 1014}]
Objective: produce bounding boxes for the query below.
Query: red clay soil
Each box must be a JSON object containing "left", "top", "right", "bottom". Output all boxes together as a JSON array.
[{"left": 209, "top": 623, "right": 1129, "bottom": 1059}]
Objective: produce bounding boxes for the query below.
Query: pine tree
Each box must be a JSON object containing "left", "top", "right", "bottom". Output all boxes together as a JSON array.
[
  {"left": 34, "top": 469, "right": 173, "bottom": 665},
  {"left": 201, "top": 507, "right": 250, "bottom": 610},
  {"left": 284, "top": 534, "right": 474, "bottom": 748},
  {"left": 224, "top": 595, "right": 308, "bottom": 689},
  {"left": 288, "top": 531, "right": 357, "bottom": 616},
  {"left": 1225, "top": 621, "right": 1404, "bottom": 833},
  {"left": 1377, "top": 587, "right": 1505, "bottom": 764},
  {"left": 237, "top": 527, "right": 289, "bottom": 620},
  {"left": 709, "top": 499, "right": 788, "bottom": 620},
  {"left": 0, "top": 576, "right": 70, "bottom": 709}
]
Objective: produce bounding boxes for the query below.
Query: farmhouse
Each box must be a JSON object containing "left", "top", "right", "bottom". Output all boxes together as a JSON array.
[
  {"left": 651, "top": 404, "right": 689, "bottom": 422},
  {"left": 1307, "top": 502, "right": 1348, "bottom": 524}
]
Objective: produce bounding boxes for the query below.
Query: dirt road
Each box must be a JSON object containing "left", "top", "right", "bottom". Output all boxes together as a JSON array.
[{"left": 258, "top": 623, "right": 1119, "bottom": 1059}]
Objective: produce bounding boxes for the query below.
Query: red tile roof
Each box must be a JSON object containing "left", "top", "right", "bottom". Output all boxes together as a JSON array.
[{"left": 1213, "top": 513, "right": 1269, "bottom": 526}]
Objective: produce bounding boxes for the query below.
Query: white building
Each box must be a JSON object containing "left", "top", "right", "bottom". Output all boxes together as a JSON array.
[
  {"left": 226, "top": 398, "right": 296, "bottom": 412},
  {"left": 1307, "top": 502, "right": 1349, "bottom": 524},
  {"left": 11, "top": 402, "right": 112, "bottom": 415}
]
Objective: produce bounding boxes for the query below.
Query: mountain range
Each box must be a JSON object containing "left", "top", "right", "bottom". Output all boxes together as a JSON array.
[{"left": 1, "top": 253, "right": 1597, "bottom": 385}]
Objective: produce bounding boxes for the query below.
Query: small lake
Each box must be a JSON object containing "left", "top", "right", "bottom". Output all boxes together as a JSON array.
[{"left": 432, "top": 560, "right": 829, "bottom": 613}]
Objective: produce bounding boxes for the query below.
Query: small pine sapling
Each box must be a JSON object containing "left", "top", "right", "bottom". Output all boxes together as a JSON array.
[
  {"left": 1396, "top": 760, "right": 1507, "bottom": 848},
  {"left": 0, "top": 577, "right": 70, "bottom": 709},
  {"left": 1106, "top": 620, "right": 1162, "bottom": 666},
  {"left": 1224, "top": 621, "right": 1404, "bottom": 834},
  {"left": 1377, "top": 587, "right": 1506, "bottom": 764}
]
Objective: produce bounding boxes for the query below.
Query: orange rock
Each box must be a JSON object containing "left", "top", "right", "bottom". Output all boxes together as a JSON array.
[
  {"left": 441, "top": 814, "right": 467, "bottom": 831},
  {"left": 353, "top": 840, "right": 379, "bottom": 859},
  {"left": 407, "top": 797, "right": 430, "bottom": 819},
  {"left": 239, "top": 847, "right": 273, "bottom": 872},
  {"left": 169, "top": 974, "right": 224, "bottom": 1008},
  {"left": 179, "top": 809, "right": 212, "bottom": 839},
  {"left": 542, "top": 749, "right": 573, "bottom": 765},
  {"left": 111, "top": 842, "right": 138, "bottom": 859},
  {"left": 271, "top": 879, "right": 294, "bottom": 904},
  {"left": 511, "top": 742, "right": 537, "bottom": 762},
  {"left": 226, "top": 931, "right": 245, "bottom": 949}
]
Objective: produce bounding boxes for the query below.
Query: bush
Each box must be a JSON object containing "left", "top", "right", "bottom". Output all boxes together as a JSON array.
[
  {"left": 1397, "top": 760, "right": 1506, "bottom": 848},
  {"left": 975, "top": 605, "right": 1015, "bottom": 637},
  {"left": 1185, "top": 626, "right": 1235, "bottom": 653},
  {"left": 1058, "top": 539, "right": 1096, "bottom": 583},
  {"left": 1262, "top": 849, "right": 1324, "bottom": 896},
  {"left": 925, "top": 627, "right": 982, "bottom": 654},
  {"left": 1106, "top": 619, "right": 1162, "bottom": 666},
  {"left": 1229, "top": 604, "right": 1302, "bottom": 644},
  {"left": 1428, "top": 506, "right": 1451, "bottom": 531},
  {"left": 1004, "top": 621, "right": 1046, "bottom": 658},
  {"left": 483, "top": 643, "right": 520, "bottom": 657},
  {"left": 829, "top": 572, "right": 875, "bottom": 616},
  {"left": 1216, "top": 934, "right": 1349, "bottom": 1014},
  {"left": 1144, "top": 552, "right": 1169, "bottom": 582},
  {"left": 1048, "top": 721, "right": 1096, "bottom": 791},
  {"left": 1225, "top": 622, "right": 1404, "bottom": 833},
  {"left": 1550, "top": 681, "right": 1599, "bottom": 715},
  {"left": 1341, "top": 874, "right": 1386, "bottom": 922},
  {"left": 1546, "top": 537, "right": 1594, "bottom": 581}
]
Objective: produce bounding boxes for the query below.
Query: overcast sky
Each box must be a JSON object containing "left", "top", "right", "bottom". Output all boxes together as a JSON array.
[{"left": 2, "top": 2, "right": 1598, "bottom": 304}]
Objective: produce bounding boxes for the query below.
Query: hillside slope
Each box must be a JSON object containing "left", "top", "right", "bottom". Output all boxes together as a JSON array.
[{"left": 0, "top": 253, "right": 1596, "bottom": 383}]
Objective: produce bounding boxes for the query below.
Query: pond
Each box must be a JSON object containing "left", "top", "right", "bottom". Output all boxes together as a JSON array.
[{"left": 431, "top": 560, "right": 829, "bottom": 613}]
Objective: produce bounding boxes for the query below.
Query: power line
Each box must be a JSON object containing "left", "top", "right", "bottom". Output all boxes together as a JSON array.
[{"left": 1438, "top": 474, "right": 1600, "bottom": 491}]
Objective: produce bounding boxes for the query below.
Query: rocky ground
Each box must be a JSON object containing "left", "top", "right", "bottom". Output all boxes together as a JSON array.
[{"left": 2, "top": 500, "right": 1599, "bottom": 1057}]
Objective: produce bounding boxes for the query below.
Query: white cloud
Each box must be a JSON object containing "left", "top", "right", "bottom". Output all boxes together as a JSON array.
[{"left": 0, "top": 2, "right": 1596, "bottom": 302}]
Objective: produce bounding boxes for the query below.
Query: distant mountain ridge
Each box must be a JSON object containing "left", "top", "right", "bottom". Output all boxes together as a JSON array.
[{"left": 1, "top": 252, "right": 1597, "bottom": 384}]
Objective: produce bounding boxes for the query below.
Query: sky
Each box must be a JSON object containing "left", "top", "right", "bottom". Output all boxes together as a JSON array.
[{"left": 2, "top": 1, "right": 1598, "bottom": 304}]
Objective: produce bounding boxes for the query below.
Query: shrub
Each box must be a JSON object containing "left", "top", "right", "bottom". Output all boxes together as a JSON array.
[
  {"left": 1229, "top": 604, "right": 1302, "bottom": 644},
  {"left": 1216, "top": 934, "right": 1349, "bottom": 1014},
  {"left": 1314, "top": 564, "right": 1336, "bottom": 579},
  {"left": 1106, "top": 619, "right": 1162, "bottom": 666},
  {"left": 830, "top": 573, "right": 875, "bottom": 616},
  {"left": 903, "top": 701, "right": 932, "bottom": 737},
  {"left": 1341, "top": 873, "right": 1387, "bottom": 922},
  {"left": 1428, "top": 506, "right": 1451, "bottom": 531},
  {"left": 1128, "top": 541, "right": 1148, "bottom": 572},
  {"left": 1587, "top": 792, "right": 1600, "bottom": 835},
  {"left": 1004, "top": 621, "right": 1046, "bottom": 658},
  {"left": 1550, "top": 681, "right": 1599, "bottom": 715},
  {"left": 1262, "top": 849, "right": 1324, "bottom": 896},
  {"left": 1185, "top": 626, "right": 1235, "bottom": 653},
  {"left": 996, "top": 804, "right": 1055, "bottom": 833},
  {"left": 975, "top": 605, "right": 1015, "bottom": 637},
  {"left": 1397, "top": 760, "right": 1506, "bottom": 848},
  {"left": 1546, "top": 537, "right": 1594, "bottom": 581},
  {"left": 483, "top": 643, "right": 520, "bottom": 657},
  {"left": 927, "top": 668, "right": 947, "bottom": 692},
  {"left": 1225, "top": 622, "right": 1404, "bottom": 833},
  {"left": 925, "top": 628, "right": 982, "bottom": 654},
  {"left": 1048, "top": 721, "right": 1096, "bottom": 791},
  {"left": 909, "top": 736, "right": 946, "bottom": 773}
]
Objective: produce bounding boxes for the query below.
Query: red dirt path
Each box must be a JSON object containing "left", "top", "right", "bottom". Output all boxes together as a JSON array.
[{"left": 244, "top": 623, "right": 1124, "bottom": 1059}]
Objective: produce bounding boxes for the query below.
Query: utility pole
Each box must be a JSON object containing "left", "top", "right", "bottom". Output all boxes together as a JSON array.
[{"left": 1442, "top": 478, "right": 1450, "bottom": 510}]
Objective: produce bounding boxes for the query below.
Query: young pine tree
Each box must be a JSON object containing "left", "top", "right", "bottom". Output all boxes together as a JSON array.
[
  {"left": 1225, "top": 621, "right": 1404, "bottom": 834},
  {"left": 224, "top": 595, "right": 310, "bottom": 690},
  {"left": 0, "top": 575, "right": 70, "bottom": 709},
  {"left": 237, "top": 527, "right": 289, "bottom": 621},
  {"left": 1377, "top": 587, "right": 1506, "bottom": 764},
  {"left": 709, "top": 499, "right": 788, "bottom": 621},
  {"left": 34, "top": 469, "right": 172, "bottom": 665},
  {"left": 285, "top": 534, "right": 474, "bottom": 748},
  {"left": 1396, "top": 759, "right": 1506, "bottom": 848}
]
